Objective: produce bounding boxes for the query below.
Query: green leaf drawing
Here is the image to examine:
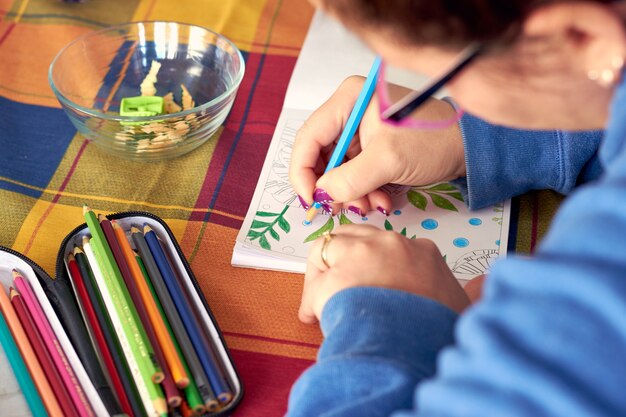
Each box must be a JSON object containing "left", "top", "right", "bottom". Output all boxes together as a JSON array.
[
  {"left": 278, "top": 216, "right": 291, "bottom": 233},
  {"left": 251, "top": 220, "right": 272, "bottom": 229},
  {"left": 492, "top": 216, "right": 503, "bottom": 225},
  {"left": 400, "top": 227, "right": 407, "bottom": 236},
  {"left": 339, "top": 213, "right": 353, "bottom": 225},
  {"left": 259, "top": 234, "right": 270, "bottom": 250},
  {"left": 427, "top": 192, "right": 459, "bottom": 212},
  {"left": 427, "top": 183, "right": 457, "bottom": 192},
  {"left": 256, "top": 211, "right": 278, "bottom": 217},
  {"left": 447, "top": 191, "right": 464, "bottom": 202},
  {"left": 304, "top": 216, "right": 334, "bottom": 243},
  {"left": 410, "top": 182, "right": 464, "bottom": 210},
  {"left": 410, "top": 235, "right": 416, "bottom": 239},
  {"left": 407, "top": 190, "right": 428, "bottom": 210},
  {"left": 384, "top": 219, "right": 393, "bottom": 231},
  {"left": 443, "top": 254, "right": 447, "bottom": 262},
  {"left": 247, "top": 205, "right": 290, "bottom": 250}
]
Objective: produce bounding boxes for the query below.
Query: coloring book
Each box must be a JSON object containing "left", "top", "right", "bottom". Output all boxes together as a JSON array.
[{"left": 231, "top": 12, "right": 511, "bottom": 284}]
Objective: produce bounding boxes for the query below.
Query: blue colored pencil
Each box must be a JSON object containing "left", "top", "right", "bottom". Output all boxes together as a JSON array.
[
  {"left": 306, "top": 57, "right": 382, "bottom": 222},
  {"left": 142, "top": 224, "right": 232, "bottom": 404},
  {"left": 0, "top": 307, "right": 48, "bottom": 417}
]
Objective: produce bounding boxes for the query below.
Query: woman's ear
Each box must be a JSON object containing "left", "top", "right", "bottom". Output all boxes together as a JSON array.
[{"left": 523, "top": 2, "right": 626, "bottom": 86}]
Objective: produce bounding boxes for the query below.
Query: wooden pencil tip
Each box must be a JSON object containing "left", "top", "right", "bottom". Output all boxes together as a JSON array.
[
  {"left": 68, "top": 252, "right": 76, "bottom": 262},
  {"left": 72, "top": 245, "right": 84, "bottom": 255},
  {"left": 82, "top": 235, "right": 90, "bottom": 245},
  {"left": 305, "top": 205, "right": 319, "bottom": 223},
  {"left": 130, "top": 225, "right": 141, "bottom": 234},
  {"left": 82, "top": 205, "right": 90, "bottom": 215},
  {"left": 143, "top": 224, "right": 153, "bottom": 234},
  {"left": 111, "top": 220, "right": 120, "bottom": 229},
  {"left": 11, "top": 269, "right": 21, "bottom": 279},
  {"left": 97, "top": 214, "right": 107, "bottom": 222},
  {"left": 9, "top": 287, "right": 18, "bottom": 298}
]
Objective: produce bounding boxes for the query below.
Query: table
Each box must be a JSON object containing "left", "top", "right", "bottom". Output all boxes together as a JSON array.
[{"left": 0, "top": 0, "right": 560, "bottom": 415}]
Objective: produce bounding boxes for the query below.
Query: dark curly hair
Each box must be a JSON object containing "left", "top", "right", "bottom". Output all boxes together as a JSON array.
[{"left": 319, "top": 0, "right": 614, "bottom": 48}]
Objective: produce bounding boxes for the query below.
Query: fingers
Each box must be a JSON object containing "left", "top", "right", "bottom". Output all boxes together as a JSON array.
[
  {"left": 289, "top": 77, "right": 366, "bottom": 204},
  {"left": 316, "top": 146, "right": 393, "bottom": 204}
]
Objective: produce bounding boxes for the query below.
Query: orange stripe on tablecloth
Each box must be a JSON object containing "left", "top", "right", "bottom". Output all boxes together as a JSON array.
[
  {"left": 0, "top": 176, "right": 245, "bottom": 220},
  {"left": 22, "top": 139, "right": 88, "bottom": 255}
]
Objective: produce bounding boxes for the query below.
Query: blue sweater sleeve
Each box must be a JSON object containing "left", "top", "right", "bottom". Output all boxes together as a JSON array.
[
  {"left": 287, "top": 288, "right": 457, "bottom": 417},
  {"left": 452, "top": 113, "right": 603, "bottom": 209}
]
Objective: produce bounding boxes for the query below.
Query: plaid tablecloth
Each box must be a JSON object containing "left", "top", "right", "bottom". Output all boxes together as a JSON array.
[{"left": 0, "top": 0, "right": 561, "bottom": 415}]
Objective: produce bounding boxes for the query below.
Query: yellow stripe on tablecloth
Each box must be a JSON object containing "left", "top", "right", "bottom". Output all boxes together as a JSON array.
[
  {"left": 0, "top": 176, "right": 244, "bottom": 220},
  {"left": 12, "top": 200, "right": 190, "bottom": 272},
  {"left": 133, "top": 0, "right": 269, "bottom": 54}
]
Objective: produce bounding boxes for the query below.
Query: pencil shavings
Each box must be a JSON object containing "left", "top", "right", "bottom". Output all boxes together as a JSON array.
[
  {"left": 181, "top": 84, "right": 195, "bottom": 110},
  {"left": 140, "top": 61, "right": 161, "bottom": 96},
  {"left": 163, "top": 92, "right": 182, "bottom": 114}
]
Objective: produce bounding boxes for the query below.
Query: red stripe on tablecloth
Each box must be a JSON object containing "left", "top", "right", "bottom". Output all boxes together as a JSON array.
[
  {"left": 530, "top": 192, "right": 539, "bottom": 253},
  {"left": 223, "top": 331, "right": 320, "bottom": 349},
  {"left": 22, "top": 139, "right": 89, "bottom": 255},
  {"left": 0, "top": 23, "right": 15, "bottom": 46},
  {"left": 230, "top": 349, "right": 313, "bottom": 417}
]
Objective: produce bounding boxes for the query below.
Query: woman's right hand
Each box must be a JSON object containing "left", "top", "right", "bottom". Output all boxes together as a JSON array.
[{"left": 289, "top": 75, "right": 467, "bottom": 215}]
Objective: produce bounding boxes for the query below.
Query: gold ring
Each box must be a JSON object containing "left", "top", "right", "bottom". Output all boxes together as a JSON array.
[{"left": 321, "top": 231, "right": 334, "bottom": 269}]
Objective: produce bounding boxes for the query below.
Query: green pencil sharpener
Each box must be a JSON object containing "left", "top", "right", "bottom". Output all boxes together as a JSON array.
[{"left": 120, "top": 96, "right": 164, "bottom": 125}]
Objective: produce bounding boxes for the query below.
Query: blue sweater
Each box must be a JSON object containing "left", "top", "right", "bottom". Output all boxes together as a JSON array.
[{"left": 285, "top": 80, "right": 626, "bottom": 416}]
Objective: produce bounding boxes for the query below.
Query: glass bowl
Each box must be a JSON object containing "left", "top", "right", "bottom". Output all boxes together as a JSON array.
[{"left": 49, "top": 21, "right": 245, "bottom": 161}]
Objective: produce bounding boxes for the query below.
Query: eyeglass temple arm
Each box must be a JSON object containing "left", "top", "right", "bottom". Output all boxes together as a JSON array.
[{"left": 382, "top": 43, "right": 482, "bottom": 122}]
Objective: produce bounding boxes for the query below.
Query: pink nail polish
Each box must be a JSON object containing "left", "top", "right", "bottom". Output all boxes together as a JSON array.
[
  {"left": 313, "top": 188, "right": 334, "bottom": 204},
  {"left": 377, "top": 206, "right": 389, "bottom": 216},
  {"left": 348, "top": 205, "right": 363, "bottom": 217},
  {"left": 297, "top": 195, "right": 310, "bottom": 210}
]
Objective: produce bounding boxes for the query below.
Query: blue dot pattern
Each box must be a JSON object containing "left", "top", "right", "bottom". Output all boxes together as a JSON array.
[
  {"left": 469, "top": 218, "right": 482, "bottom": 226},
  {"left": 453, "top": 237, "right": 469, "bottom": 247},
  {"left": 421, "top": 219, "right": 438, "bottom": 230},
  {"left": 393, "top": 210, "right": 402, "bottom": 215}
]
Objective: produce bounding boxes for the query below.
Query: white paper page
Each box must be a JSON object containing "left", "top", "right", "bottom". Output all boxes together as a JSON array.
[{"left": 284, "top": 11, "right": 439, "bottom": 111}]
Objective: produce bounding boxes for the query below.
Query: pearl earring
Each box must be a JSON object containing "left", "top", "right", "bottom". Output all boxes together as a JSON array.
[{"left": 588, "top": 55, "right": 625, "bottom": 87}]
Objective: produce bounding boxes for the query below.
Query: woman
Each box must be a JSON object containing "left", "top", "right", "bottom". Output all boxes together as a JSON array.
[{"left": 287, "top": 0, "right": 626, "bottom": 416}]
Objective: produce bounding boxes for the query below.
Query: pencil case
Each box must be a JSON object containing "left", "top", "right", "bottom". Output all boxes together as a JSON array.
[{"left": 0, "top": 211, "right": 243, "bottom": 417}]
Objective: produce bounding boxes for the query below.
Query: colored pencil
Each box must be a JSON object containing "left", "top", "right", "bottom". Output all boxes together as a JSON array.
[
  {"left": 99, "top": 215, "right": 166, "bottom": 384},
  {"left": 136, "top": 253, "right": 206, "bottom": 415},
  {"left": 143, "top": 224, "right": 232, "bottom": 405},
  {"left": 12, "top": 270, "right": 95, "bottom": 417},
  {"left": 70, "top": 248, "right": 138, "bottom": 417},
  {"left": 83, "top": 207, "right": 161, "bottom": 382},
  {"left": 112, "top": 220, "right": 189, "bottom": 388},
  {"left": 83, "top": 236, "right": 159, "bottom": 417},
  {"left": 42, "top": 257, "right": 121, "bottom": 416},
  {"left": 11, "top": 287, "right": 79, "bottom": 417},
  {"left": 0, "top": 284, "right": 62, "bottom": 417},
  {"left": 0, "top": 302, "right": 48, "bottom": 417},
  {"left": 131, "top": 227, "right": 218, "bottom": 412},
  {"left": 306, "top": 57, "right": 382, "bottom": 222}
]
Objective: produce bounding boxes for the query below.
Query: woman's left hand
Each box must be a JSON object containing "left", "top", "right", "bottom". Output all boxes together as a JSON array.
[{"left": 299, "top": 224, "right": 470, "bottom": 323}]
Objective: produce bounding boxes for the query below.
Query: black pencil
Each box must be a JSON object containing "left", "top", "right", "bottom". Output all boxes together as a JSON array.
[
  {"left": 131, "top": 225, "right": 219, "bottom": 410},
  {"left": 74, "top": 243, "right": 146, "bottom": 417}
]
